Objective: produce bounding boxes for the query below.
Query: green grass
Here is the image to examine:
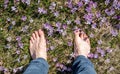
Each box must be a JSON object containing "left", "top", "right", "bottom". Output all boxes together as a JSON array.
[{"left": 0, "top": 0, "right": 120, "bottom": 74}]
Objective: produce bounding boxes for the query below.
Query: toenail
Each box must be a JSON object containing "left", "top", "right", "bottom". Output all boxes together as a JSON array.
[
  {"left": 76, "top": 30, "right": 78, "bottom": 32},
  {"left": 81, "top": 31, "right": 84, "bottom": 34},
  {"left": 74, "top": 30, "right": 77, "bottom": 33},
  {"left": 84, "top": 37, "right": 88, "bottom": 41}
]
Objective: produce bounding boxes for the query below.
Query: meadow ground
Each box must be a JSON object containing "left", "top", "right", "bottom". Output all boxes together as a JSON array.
[{"left": 0, "top": 0, "right": 120, "bottom": 74}]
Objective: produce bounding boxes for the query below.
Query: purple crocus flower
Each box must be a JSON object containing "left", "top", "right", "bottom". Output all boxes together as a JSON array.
[
  {"left": 96, "top": 11, "right": 101, "bottom": 18},
  {"left": 92, "top": 23, "right": 97, "bottom": 29},
  {"left": 22, "top": 0, "right": 30, "bottom": 5},
  {"left": 91, "top": 2, "right": 97, "bottom": 8},
  {"left": 115, "top": 24, "right": 120, "bottom": 29},
  {"left": 21, "top": 25, "right": 29, "bottom": 32},
  {"left": 13, "top": 68, "right": 18, "bottom": 73},
  {"left": 49, "top": 6, "right": 55, "bottom": 10},
  {"left": 29, "top": 18, "right": 33, "bottom": 23},
  {"left": 67, "top": 1, "right": 73, "bottom": 9},
  {"left": 16, "top": 50, "right": 20, "bottom": 54},
  {"left": 58, "top": 29, "right": 64, "bottom": 34},
  {"left": 12, "top": 21, "right": 16, "bottom": 25},
  {"left": 53, "top": 57, "right": 57, "bottom": 62},
  {"left": 88, "top": 53, "right": 94, "bottom": 58},
  {"left": 42, "top": 10, "right": 47, "bottom": 14},
  {"left": 4, "top": 0, "right": 9, "bottom": 4},
  {"left": 105, "top": 8, "right": 115, "bottom": 16},
  {"left": 62, "top": 65, "right": 67, "bottom": 71},
  {"left": 21, "top": 16, "right": 27, "bottom": 21},
  {"left": 74, "top": 19, "right": 80, "bottom": 24},
  {"left": 62, "top": 24, "right": 67, "bottom": 30},
  {"left": 25, "top": 0, "right": 31, "bottom": 5},
  {"left": 113, "top": 16, "right": 120, "bottom": 20},
  {"left": 16, "top": 36, "right": 23, "bottom": 48},
  {"left": 93, "top": 53, "right": 98, "bottom": 58},
  {"left": 7, "top": 17, "right": 11, "bottom": 21},
  {"left": 85, "top": 7, "right": 91, "bottom": 12},
  {"left": 49, "top": 2, "right": 56, "bottom": 10},
  {"left": 84, "top": 0, "right": 89, "bottom": 4},
  {"left": 97, "top": 47, "right": 106, "bottom": 57},
  {"left": 16, "top": 36, "right": 21, "bottom": 42},
  {"left": 44, "top": 23, "right": 54, "bottom": 36},
  {"left": 105, "top": 59, "right": 110, "bottom": 63},
  {"left": 96, "top": 47, "right": 102, "bottom": 53},
  {"left": 66, "top": 20, "right": 71, "bottom": 25},
  {"left": 44, "top": 23, "right": 50, "bottom": 29},
  {"left": 110, "top": 29, "right": 118, "bottom": 36},
  {"left": 112, "top": 0, "right": 120, "bottom": 10},
  {"left": 38, "top": 7, "right": 47, "bottom": 14},
  {"left": 89, "top": 33, "right": 94, "bottom": 38},
  {"left": 5, "top": 44, "right": 11, "bottom": 49},
  {"left": 0, "top": 66, "right": 4, "bottom": 71},
  {"left": 109, "top": 66, "right": 115, "bottom": 71},
  {"left": 11, "top": 6, "right": 16, "bottom": 11},
  {"left": 83, "top": 13, "right": 93, "bottom": 24},
  {"left": 105, "top": 0, "right": 110, "bottom": 5},
  {"left": 71, "top": 7, "right": 78, "bottom": 13},
  {"left": 77, "top": 1, "right": 83, "bottom": 7},
  {"left": 101, "top": 17, "right": 107, "bottom": 22},
  {"left": 107, "top": 49, "right": 113, "bottom": 53},
  {"left": 56, "top": 22, "right": 61, "bottom": 29},
  {"left": 97, "top": 47, "right": 105, "bottom": 57},
  {"left": 62, "top": 31, "right": 67, "bottom": 36},
  {"left": 56, "top": 63, "right": 61, "bottom": 67},
  {"left": 51, "top": 2, "right": 56, "bottom": 7},
  {"left": 18, "top": 42, "right": 23, "bottom": 49},
  {"left": 50, "top": 46, "right": 55, "bottom": 50},
  {"left": 4, "top": 0, "right": 9, "bottom": 8},
  {"left": 6, "top": 36, "right": 12, "bottom": 42},
  {"left": 106, "top": 48, "right": 113, "bottom": 53},
  {"left": 38, "top": 7, "right": 43, "bottom": 13},
  {"left": 97, "top": 39, "right": 102, "bottom": 45},
  {"left": 59, "top": 64, "right": 64, "bottom": 69},
  {"left": 21, "top": 0, "right": 25, "bottom": 3},
  {"left": 4, "top": 68, "right": 8, "bottom": 73},
  {"left": 68, "top": 41, "right": 72, "bottom": 46},
  {"left": 54, "top": 11, "right": 59, "bottom": 17},
  {"left": 100, "top": 50, "right": 105, "bottom": 57}
]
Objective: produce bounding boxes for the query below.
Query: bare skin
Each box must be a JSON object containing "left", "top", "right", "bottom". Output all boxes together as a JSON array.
[
  {"left": 30, "top": 29, "right": 47, "bottom": 60},
  {"left": 74, "top": 29, "right": 90, "bottom": 58},
  {"left": 29, "top": 29, "right": 90, "bottom": 60}
]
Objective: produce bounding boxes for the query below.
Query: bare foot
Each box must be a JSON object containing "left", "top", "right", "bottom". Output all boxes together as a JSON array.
[
  {"left": 30, "top": 29, "right": 47, "bottom": 60},
  {"left": 74, "top": 29, "right": 90, "bottom": 58}
]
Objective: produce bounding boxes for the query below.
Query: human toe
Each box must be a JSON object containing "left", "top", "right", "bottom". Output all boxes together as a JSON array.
[
  {"left": 74, "top": 29, "right": 80, "bottom": 37},
  {"left": 38, "top": 29, "right": 45, "bottom": 39},
  {"left": 79, "top": 31, "right": 84, "bottom": 39},
  {"left": 35, "top": 31, "right": 39, "bottom": 39},
  {"left": 32, "top": 33, "right": 36, "bottom": 40}
]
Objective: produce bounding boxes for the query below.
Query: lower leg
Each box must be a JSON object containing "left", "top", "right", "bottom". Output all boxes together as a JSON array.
[
  {"left": 23, "top": 29, "right": 49, "bottom": 74},
  {"left": 72, "top": 29, "right": 96, "bottom": 74}
]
